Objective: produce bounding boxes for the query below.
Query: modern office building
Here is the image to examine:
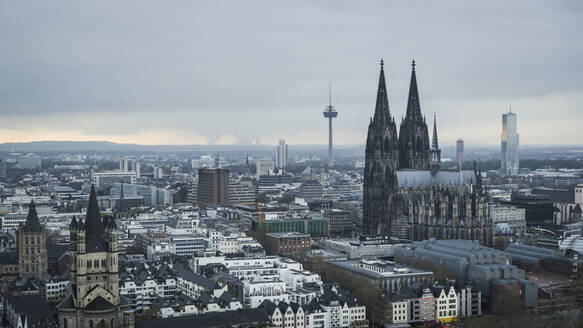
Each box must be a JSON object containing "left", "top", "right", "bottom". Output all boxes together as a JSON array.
[
  {"left": 92, "top": 171, "right": 137, "bottom": 190},
  {"left": 490, "top": 204, "right": 527, "bottom": 237},
  {"left": 264, "top": 232, "right": 311, "bottom": 255},
  {"left": 250, "top": 216, "right": 329, "bottom": 238},
  {"left": 322, "top": 208, "right": 353, "bottom": 237},
  {"left": 505, "top": 192, "right": 554, "bottom": 225},
  {"left": 110, "top": 183, "right": 171, "bottom": 207},
  {"left": 501, "top": 110, "right": 519, "bottom": 175},
  {"left": 456, "top": 139, "right": 464, "bottom": 165},
  {"left": 275, "top": 139, "right": 288, "bottom": 170},
  {"left": 197, "top": 168, "right": 229, "bottom": 206},
  {"left": 133, "top": 161, "right": 141, "bottom": 178},
  {"left": 299, "top": 180, "right": 323, "bottom": 202},
  {"left": 256, "top": 160, "right": 275, "bottom": 176},
  {"left": 120, "top": 156, "right": 129, "bottom": 172},
  {"left": 229, "top": 179, "right": 256, "bottom": 205}
]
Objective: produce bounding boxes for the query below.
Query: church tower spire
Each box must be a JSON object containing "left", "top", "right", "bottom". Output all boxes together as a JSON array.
[
  {"left": 430, "top": 113, "right": 441, "bottom": 176},
  {"left": 406, "top": 60, "right": 422, "bottom": 121},
  {"left": 432, "top": 112, "right": 439, "bottom": 150},
  {"left": 363, "top": 59, "right": 399, "bottom": 236},
  {"left": 399, "top": 60, "right": 430, "bottom": 169},
  {"left": 373, "top": 59, "right": 391, "bottom": 123}
]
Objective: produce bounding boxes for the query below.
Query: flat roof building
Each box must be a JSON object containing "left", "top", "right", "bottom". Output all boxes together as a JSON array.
[
  {"left": 331, "top": 258, "right": 434, "bottom": 293},
  {"left": 197, "top": 168, "right": 229, "bottom": 206},
  {"left": 264, "top": 232, "right": 311, "bottom": 255}
]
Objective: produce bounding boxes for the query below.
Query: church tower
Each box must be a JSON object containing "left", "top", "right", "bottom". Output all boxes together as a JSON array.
[
  {"left": 429, "top": 113, "right": 441, "bottom": 176},
  {"left": 113, "top": 183, "right": 130, "bottom": 219},
  {"left": 399, "top": 60, "right": 430, "bottom": 169},
  {"left": 363, "top": 59, "right": 400, "bottom": 235},
  {"left": 17, "top": 200, "right": 47, "bottom": 279},
  {"left": 57, "top": 185, "right": 133, "bottom": 328}
]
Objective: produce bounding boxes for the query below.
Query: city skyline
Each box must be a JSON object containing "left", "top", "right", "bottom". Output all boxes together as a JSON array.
[{"left": 1, "top": 1, "right": 582, "bottom": 146}]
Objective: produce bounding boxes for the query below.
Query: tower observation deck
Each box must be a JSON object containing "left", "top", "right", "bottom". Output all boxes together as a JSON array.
[{"left": 323, "top": 83, "right": 338, "bottom": 167}]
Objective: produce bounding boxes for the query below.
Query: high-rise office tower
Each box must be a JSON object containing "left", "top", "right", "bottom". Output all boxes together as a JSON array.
[
  {"left": 501, "top": 110, "right": 519, "bottom": 175},
  {"left": 134, "top": 161, "right": 141, "bottom": 178},
  {"left": 323, "top": 83, "right": 338, "bottom": 167},
  {"left": 119, "top": 156, "right": 129, "bottom": 172},
  {"left": 197, "top": 168, "right": 230, "bottom": 206},
  {"left": 456, "top": 139, "right": 464, "bottom": 166},
  {"left": 275, "top": 139, "right": 288, "bottom": 170}
]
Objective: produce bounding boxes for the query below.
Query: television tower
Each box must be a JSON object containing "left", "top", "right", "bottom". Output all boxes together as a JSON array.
[{"left": 323, "top": 83, "right": 338, "bottom": 167}]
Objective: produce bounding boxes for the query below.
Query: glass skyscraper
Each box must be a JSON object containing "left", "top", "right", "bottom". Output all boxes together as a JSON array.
[{"left": 501, "top": 111, "right": 519, "bottom": 175}]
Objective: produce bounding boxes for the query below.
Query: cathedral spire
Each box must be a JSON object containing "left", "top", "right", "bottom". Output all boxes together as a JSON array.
[
  {"left": 373, "top": 59, "right": 391, "bottom": 123},
  {"left": 432, "top": 112, "right": 439, "bottom": 150},
  {"left": 406, "top": 59, "right": 422, "bottom": 121}
]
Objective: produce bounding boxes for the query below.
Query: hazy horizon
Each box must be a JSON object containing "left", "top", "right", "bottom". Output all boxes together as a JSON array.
[{"left": 1, "top": 1, "right": 582, "bottom": 146}]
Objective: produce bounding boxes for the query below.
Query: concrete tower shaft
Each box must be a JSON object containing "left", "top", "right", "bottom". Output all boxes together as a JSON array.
[{"left": 323, "top": 83, "right": 338, "bottom": 167}]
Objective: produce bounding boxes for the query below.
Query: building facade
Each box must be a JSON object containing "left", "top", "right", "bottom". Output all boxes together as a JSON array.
[
  {"left": 17, "top": 201, "right": 48, "bottom": 279},
  {"left": 256, "top": 160, "right": 275, "bottom": 177},
  {"left": 197, "top": 168, "right": 229, "bottom": 206},
  {"left": 276, "top": 139, "right": 288, "bottom": 170},
  {"left": 490, "top": 204, "right": 526, "bottom": 237},
  {"left": 264, "top": 232, "right": 311, "bottom": 255},
  {"left": 362, "top": 60, "right": 491, "bottom": 246},
  {"left": 456, "top": 139, "right": 464, "bottom": 165},
  {"left": 57, "top": 186, "right": 134, "bottom": 328},
  {"left": 501, "top": 110, "right": 519, "bottom": 175}
]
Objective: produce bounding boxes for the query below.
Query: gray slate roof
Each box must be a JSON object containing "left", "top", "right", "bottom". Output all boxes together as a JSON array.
[{"left": 395, "top": 169, "right": 477, "bottom": 188}]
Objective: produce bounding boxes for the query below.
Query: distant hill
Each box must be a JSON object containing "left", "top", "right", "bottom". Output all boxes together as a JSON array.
[
  {"left": 0, "top": 140, "right": 364, "bottom": 153},
  {"left": 0, "top": 140, "right": 579, "bottom": 154}
]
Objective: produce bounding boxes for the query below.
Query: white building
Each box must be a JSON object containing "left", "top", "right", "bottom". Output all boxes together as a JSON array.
[
  {"left": 120, "top": 156, "right": 129, "bottom": 172},
  {"left": 490, "top": 204, "right": 526, "bottom": 237},
  {"left": 91, "top": 171, "right": 137, "bottom": 189},
  {"left": 434, "top": 285, "right": 459, "bottom": 323},
  {"left": 276, "top": 139, "right": 288, "bottom": 170},
  {"left": 256, "top": 159, "right": 275, "bottom": 176},
  {"left": 501, "top": 111, "right": 519, "bottom": 175},
  {"left": 244, "top": 276, "right": 290, "bottom": 308}
]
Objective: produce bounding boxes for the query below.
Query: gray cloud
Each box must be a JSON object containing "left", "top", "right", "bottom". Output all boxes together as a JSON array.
[{"left": 0, "top": 0, "right": 582, "bottom": 145}]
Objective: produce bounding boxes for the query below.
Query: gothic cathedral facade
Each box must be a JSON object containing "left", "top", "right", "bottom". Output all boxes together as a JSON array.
[{"left": 363, "top": 60, "right": 491, "bottom": 246}]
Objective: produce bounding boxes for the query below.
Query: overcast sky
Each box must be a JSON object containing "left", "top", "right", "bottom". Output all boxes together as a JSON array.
[{"left": 0, "top": 1, "right": 582, "bottom": 146}]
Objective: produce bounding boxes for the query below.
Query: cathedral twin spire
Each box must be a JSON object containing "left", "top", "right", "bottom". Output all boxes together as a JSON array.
[
  {"left": 405, "top": 60, "right": 424, "bottom": 123},
  {"left": 373, "top": 59, "right": 392, "bottom": 124},
  {"left": 373, "top": 59, "right": 426, "bottom": 126}
]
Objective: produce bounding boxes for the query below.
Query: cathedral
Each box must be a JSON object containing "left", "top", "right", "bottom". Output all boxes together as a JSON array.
[
  {"left": 363, "top": 60, "right": 491, "bottom": 246},
  {"left": 57, "top": 185, "right": 134, "bottom": 328}
]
